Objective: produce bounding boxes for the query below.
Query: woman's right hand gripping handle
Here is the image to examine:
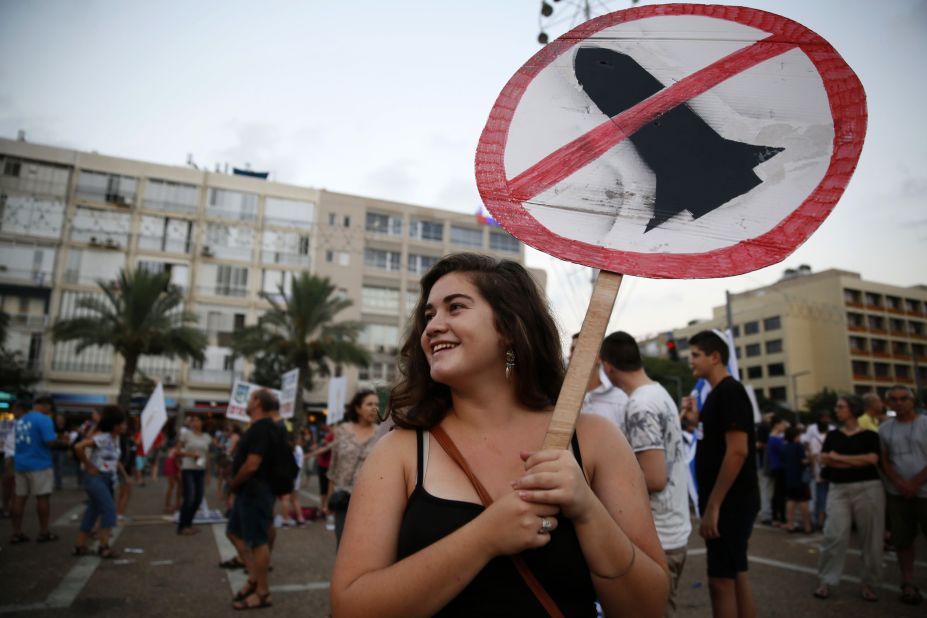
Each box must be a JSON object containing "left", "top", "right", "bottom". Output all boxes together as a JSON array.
[{"left": 476, "top": 489, "right": 560, "bottom": 557}]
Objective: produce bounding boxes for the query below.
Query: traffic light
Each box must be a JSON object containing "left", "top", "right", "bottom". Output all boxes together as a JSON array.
[{"left": 666, "top": 338, "right": 679, "bottom": 361}]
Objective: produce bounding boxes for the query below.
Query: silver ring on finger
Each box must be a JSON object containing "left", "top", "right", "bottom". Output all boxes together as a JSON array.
[{"left": 538, "top": 517, "right": 553, "bottom": 534}]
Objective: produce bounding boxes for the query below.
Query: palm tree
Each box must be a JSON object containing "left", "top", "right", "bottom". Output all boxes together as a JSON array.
[
  {"left": 52, "top": 267, "right": 207, "bottom": 410},
  {"left": 233, "top": 272, "right": 370, "bottom": 429}
]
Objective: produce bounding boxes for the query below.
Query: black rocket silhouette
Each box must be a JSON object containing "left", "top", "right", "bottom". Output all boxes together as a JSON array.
[{"left": 574, "top": 47, "right": 784, "bottom": 232}]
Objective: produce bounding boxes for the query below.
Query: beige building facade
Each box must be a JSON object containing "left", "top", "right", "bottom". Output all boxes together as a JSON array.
[
  {"left": 669, "top": 267, "right": 927, "bottom": 409},
  {"left": 0, "top": 137, "right": 540, "bottom": 415}
]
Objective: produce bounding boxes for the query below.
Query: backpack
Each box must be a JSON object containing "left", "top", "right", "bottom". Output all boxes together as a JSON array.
[{"left": 267, "top": 426, "right": 300, "bottom": 496}]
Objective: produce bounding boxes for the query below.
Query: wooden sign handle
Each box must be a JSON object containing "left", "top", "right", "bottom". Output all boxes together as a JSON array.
[{"left": 543, "top": 270, "right": 623, "bottom": 450}]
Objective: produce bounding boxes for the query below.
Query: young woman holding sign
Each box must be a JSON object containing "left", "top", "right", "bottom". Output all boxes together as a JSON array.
[{"left": 330, "top": 253, "right": 667, "bottom": 617}]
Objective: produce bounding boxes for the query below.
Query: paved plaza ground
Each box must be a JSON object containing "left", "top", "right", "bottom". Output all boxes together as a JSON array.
[{"left": 1, "top": 471, "right": 925, "bottom": 617}]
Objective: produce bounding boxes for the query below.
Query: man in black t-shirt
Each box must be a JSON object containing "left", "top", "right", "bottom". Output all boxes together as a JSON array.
[
  {"left": 690, "top": 330, "right": 759, "bottom": 618},
  {"left": 225, "top": 389, "right": 281, "bottom": 610}
]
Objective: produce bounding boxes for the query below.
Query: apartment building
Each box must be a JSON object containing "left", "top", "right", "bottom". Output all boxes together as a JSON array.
[
  {"left": 0, "top": 137, "right": 540, "bottom": 414},
  {"left": 665, "top": 267, "right": 927, "bottom": 409}
]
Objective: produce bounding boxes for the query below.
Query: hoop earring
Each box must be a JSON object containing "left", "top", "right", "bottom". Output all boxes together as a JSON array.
[{"left": 505, "top": 349, "right": 516, "bottom": 382}]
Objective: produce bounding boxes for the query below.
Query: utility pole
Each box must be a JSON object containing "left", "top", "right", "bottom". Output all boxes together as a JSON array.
[{"left": 790, "top": 370, "right": 811, "bottom": 425}]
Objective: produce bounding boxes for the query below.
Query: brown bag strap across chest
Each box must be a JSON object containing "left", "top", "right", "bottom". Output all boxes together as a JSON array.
[{"left": 429, "top": 425, "right": 565, "bottom": 618}]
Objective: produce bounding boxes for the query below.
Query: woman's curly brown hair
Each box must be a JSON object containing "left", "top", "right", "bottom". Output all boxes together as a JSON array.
[{"left": 388, "top": 253, "right": 564, "bottom": 429}]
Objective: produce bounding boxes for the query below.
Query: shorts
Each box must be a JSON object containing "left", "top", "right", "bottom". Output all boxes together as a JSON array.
[
  {"left": 705, "top": 506, "right": 757, "bottom": 579},
  {"left": 786, "top": 485, "right": 811, "bottom": 502},
  {"left": 135, "top": 456, "right": 147, "bottom": 471},
  {"left": 227, "top": 480, "right": 275, "bottom": 548},
  {"left": 886, "top": 493, "right": 927, "bottom": 549},
  {"left": 15, "top": 468, "right": 54, "bottom": 497}
]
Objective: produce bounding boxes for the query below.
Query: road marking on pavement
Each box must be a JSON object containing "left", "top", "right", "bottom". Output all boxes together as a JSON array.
[
  {"left": 0, "top": 526, "right": 124, "bottom": 614},
  {"left": 52, "top": 503, "right": 86, "bottom": 528},
  {"left": 210, "top": 522, "right": 330, "bottom": 597},
  {"left": 747, "top": 554, "right": 901, "bottom": 593},
  {"left": 211, "top": 523, "right": 249, "bottom": 595}
]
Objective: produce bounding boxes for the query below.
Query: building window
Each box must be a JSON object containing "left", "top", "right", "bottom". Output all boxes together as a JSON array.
[
  {"left": 769, "top": 386, "right": 787, "bottom": 402},
  {"left": 215, "top": 265, "right": 249, "bottom": 297},
  {"left": 747, "top": 366, "right": 762, "bottom": 379},
  {"left": 767, "top": 362, "right": 785, "bottom": 377},
  {"left": 677, "top": 337, "right": 689, "bottom": 350},
  {"left": 328, "top": 213, "right": 336, "bottom": 226},
  {"left": 765, "top": 339, "right": 783, "bottom": 354},
  {"left": 362, "top": 286, "right": 400, "bottom": 313},
  {"left": 408, "top": 254, "right": 439, "bottom": 274},
  {"left": 896, "top": 364, "right": 910, "bottom": 379},
  {"left": 70, "top": 206, "right": 131, "bottom": 248},
  {"left": 763, "top": 316, "right": 781, "bottom": 331},
  {"left": 410, "top": 219, "right": 443, "bottom": 242},
  {"left": 366, "top": 212, "right": 403, "bottom": 236},
  {"left": 735, "top": 346, "right": 741, "bottom": 359},
  {"left": 360, "top": 323, "right": 400, "bottom": 353},
  {"left": 364, "top": 248, "right": 401, "bottom": 271},
  {"left": 405, "top": 289, "right": 420, "bottom": 316},
  {"left": 343, "top": 215, "right": 351, "bottom": 227},
  {"left": 744, "top": 321, "right": 759, "bottom": 335},
  {"left": 490, "top": 231, "right": 519, "bottom": 253},
  {"left": 264, "top": 197, "right": 314, "bottom": 228},
  {"left": 138, "top": 215, "right": 194, "bottom": 254},
  {"left": 874, "top": 362, "right": 891, "bottom": 377},
  {"left": 0, "top": 195, "right": 65, "bottom": 239},
  {"left": 206, "top": 189, "right": 257, "bottom": 222},
  {"left": 204, "top": 223, "right": 254, "bottom": 261},
  {"left": 745, "top": 343, "right": 761, "bottom": 357},
  {"left": 849, "top": 336, "right": 867, "bottom": 352},
  {"left": 261, "top": 230, "right": 310, "bottom": 266},
  {"left": 731, "top": 325, "right": 740, "bottom": 338},
  {"left": 75, "top": 170, "right": 137, "bottom": 206},
  {"left": 144, "top": 179, "right": 199, "bottom": 215},
  {"left": 3, "top": 160, "right": 21, "bottom": 177},
  {"left": 450, "top": 225, "right": 483, "bottom": 248},
  {"left": 851, "top": 360, "right": 870, "bottom": 377}
]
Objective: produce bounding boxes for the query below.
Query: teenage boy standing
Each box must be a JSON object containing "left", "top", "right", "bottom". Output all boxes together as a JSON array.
[{"left": 690, "top": 330, "right": 760, "bottom": 618}]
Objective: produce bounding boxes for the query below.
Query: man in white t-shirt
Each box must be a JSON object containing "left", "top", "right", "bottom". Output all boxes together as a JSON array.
[
  {"left": 600, "top": 331, "right": 691, "bottom": 618},
  {"left": 570, "top": 332, "right": 629, "bottom": 429}
]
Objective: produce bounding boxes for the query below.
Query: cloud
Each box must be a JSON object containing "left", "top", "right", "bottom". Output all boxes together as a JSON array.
[
  {"left": 431, "top": 177, "right": 480, "bottom": 213},
  {"left": 363, "top": 159, "right": 419, "bottom": 202}
]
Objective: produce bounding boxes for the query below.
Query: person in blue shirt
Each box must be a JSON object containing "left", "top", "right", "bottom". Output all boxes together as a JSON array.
[{"left": 10, "top": 396, "right": 62, "bottom": 544}]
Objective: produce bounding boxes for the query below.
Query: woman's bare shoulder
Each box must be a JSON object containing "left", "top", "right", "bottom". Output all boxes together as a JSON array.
[{"left": 369, "top": 427, "right": 418, "bottom": 463}]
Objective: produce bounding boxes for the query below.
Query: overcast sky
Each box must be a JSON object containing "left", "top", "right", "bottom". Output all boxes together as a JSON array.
[{"left": 2, "top": 0, "right": 925, "bottom": 345}]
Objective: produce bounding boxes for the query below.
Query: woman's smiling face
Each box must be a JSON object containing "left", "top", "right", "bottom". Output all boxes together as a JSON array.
[{"left": 421, "top": 272, "right": 506, "bottom": 387}]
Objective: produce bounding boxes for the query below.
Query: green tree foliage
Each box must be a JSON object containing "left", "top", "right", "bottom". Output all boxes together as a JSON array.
[
  {"left": 232, "top": 273, "right": 370, "bottom": 429},
  {"left": 641, "top": 356, "right": 696, "bottom": 404},
  {"left": 52, "top": 267, "right": 207, "bottom": 410},
  {"left": 804, "top": 387, "right": 839, "bottom": 420}
]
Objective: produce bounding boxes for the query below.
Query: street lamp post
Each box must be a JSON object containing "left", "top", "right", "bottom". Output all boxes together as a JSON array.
[{"left": 789, "top": 370, "right": 811, "bottom": 426}]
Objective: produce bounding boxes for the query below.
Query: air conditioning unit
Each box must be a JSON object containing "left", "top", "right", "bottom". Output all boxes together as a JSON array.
[
  {"left": 104, "top": 238, "right": 120, "bottom": 249},
  {"left": 163, "top": 374, "right": 177, "bottom": 385},
  {"left": 201, "top": 245, "right": 214, "bottom": 257},
  {"left": 112, "top": 195, "right": 131, "bottom": 207},
  {"left": 89, "top": 236, "right": 100, "bottom": 245}
]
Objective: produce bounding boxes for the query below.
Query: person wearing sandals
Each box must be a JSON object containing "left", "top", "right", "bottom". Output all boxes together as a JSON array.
[
  {"left": 177, "top": 414, "right": 211, "bottom": 536},
  {"left": 879, "top": 385, "right": 927, "bottom": 606},
  {"left": 72, "top": 405, "right": 129, "bottom": 559},
  {"left": 813, "top": 395, "right": 883, "bottom": 603},
  {"left": 330, "top": 254, "right": 669, "bottom": 617},
  {"left": 10, "top": 397, "right": 64, "bottom": 545},
  {"left": 225, "top": 389, "right": 284, "bottom": 610}
]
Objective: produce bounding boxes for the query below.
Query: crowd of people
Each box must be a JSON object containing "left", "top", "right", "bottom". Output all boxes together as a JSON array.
[{"left": 2, "top": 252, "right": 926, "bottom": 617}]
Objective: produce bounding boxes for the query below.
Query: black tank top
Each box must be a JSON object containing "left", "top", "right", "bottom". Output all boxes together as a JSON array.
[{"left": 396, "top": 429, "right": 597, "bottom": 617}]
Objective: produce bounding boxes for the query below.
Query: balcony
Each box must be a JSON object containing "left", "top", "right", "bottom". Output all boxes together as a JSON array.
[
  {"left": 852, "top": 373, "right": 872, "bottom": 381},
  {"left": 7, "top": 313, "right": 48, "bottom": 330},
  {"left": 196, "top": 285, "right": 248, "bottom": 299},
  {"left": 849, "top": 348, "right": 869, "bottom": 356},
  {"left": 188, "top": 369, "right": 235, "bottom": 385},
  {"left": 50, "top": 360, "right": 113, "bottom": 375}
]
